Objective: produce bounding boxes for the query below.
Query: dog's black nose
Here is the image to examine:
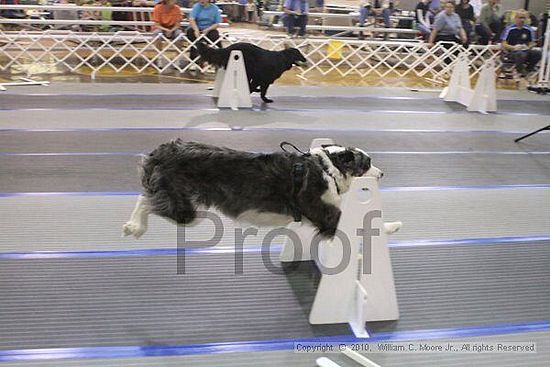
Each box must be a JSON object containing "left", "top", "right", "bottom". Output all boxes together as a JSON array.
[{"left": 380, "top": 172, "right": 384, "bottom": 178}]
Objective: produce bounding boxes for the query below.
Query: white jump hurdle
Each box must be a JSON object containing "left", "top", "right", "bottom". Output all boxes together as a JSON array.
[
  {"left": 440, "top": 56, "right": 496, "bottom": 114},
  {"left": 280, "top": 138, "right": 399, "bottom": 338},
  {"left": 213, "top": 50, "right": 252, "bottom": 110}
]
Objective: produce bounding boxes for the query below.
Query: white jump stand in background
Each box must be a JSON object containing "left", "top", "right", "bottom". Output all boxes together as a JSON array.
[
  {"left": 213, "top": 50, "right": 252, "bottom": 110},
  {"left": 0, "top": 77, "right": 49, "bottom": 91},
  {"left": 280, "top": 138, "right": 399, "bottom": 338},
  {"left": 440, "top": 56, "right": 496, "bottom": 114}
]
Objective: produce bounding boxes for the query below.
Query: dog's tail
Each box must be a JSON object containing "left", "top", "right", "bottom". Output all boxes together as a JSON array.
[{"left": 197, "top": 41, "right": 229, "bottom": 68}]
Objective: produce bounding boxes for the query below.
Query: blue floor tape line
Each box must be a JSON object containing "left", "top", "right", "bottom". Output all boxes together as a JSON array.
[
  {"left": 1, "top": 320, "right": 549, "bottom": 362},
  {"left": 1, "top": 184, "right": 550, "bottom": 198},
  {"left": 1, "top": 235, "right": 549, "bottom": 260},
  {"left": 0, "top": 245, "right": 280, "bottom": 260},
  {"left": 0, "top": 191, "right": 140, "bottom": 197}
]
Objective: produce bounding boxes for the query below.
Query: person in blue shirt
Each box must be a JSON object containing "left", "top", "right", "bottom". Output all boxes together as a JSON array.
[
  {"left": 428, "top": 1, "right": 467, "bottom": 46},
  {"left": 501, "top": 10, "right": 541, "bottom": 76},
  {"left": 428, "top": 1, "right": 467, "bottom": 64},
  {"left": 186, "top": 0, "right": 222, "bottom": 62},
  {"left": 283, "top": 0, "right": 308, "bottom": 37}
]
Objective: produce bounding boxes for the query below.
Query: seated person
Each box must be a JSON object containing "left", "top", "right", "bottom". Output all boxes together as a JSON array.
[
  {"left": 455, "top": 0, "right": 474, "bottom": 43},
  {"left": 428, "top": 1, "right": 467, "bottom": 47},
  {"left": 152, "top": 0, "right": 183, "bottom": 41},
  {"left": 381, "top": 0, "right": 399, "bottom": 28},
  {"left": 501, "top": 10, "right": 541, "bottom": 76},
  {"left": 187, "top": 0, "right": 221, "bottom": 63},
  {"left": 415, "top": 0, "right": 432, "bottom": 40},
  {"left": 476, "top": 0, "right": 503, "bottom": 45},
  {"left": 358, "top": 0, "right": 372, "bottom": 27}
]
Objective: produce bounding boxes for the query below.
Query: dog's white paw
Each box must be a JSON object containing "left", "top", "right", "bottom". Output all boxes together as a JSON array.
[
  {"left": 122, "top": 221, "right": 147, "bottom": 239},
  {"left": 384, "top": 221, "right": 402, "bottom": 235}
]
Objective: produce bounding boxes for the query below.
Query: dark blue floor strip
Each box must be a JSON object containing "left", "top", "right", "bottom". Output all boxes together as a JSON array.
[
  {"left": 1, "top": 320, "right": 549, "bottom": 362},
  {"left": 1, "top": 235, "right": 549, "bottom": 260},
  {"left": 2, "top": 184, "right": 550, "bottom": 198}
]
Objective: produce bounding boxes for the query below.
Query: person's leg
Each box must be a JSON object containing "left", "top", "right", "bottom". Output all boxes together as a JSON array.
[
  {"left": 475, "top": 24, "right": 490, "bottom": 45},
  {"left": 297, "top": 14, "right": 307, "bottom": 36},
  {"left": 416, "top": 23, "right": 430, "bottom": 40},
  {"left": 171, "top": 28, "right": 184, "bottom": 49},
  {"left": 382, "top": 7, "right": 391, "bottom": 28},
  {"left": 462, "top": 20, "right": 473, "bottom": 44},
  {"left": 358, "top": 6, "right": 369, "bottom": 39},
  {"left": 186, "top": 27, "right": 199, "bottom": 62},
  {"left": 489, "top": 21, "right": 502, "bottom": 43},
  {"left": 287, "top": 14, "right": 296, "bottom": 35},
  {"left": 153, "top": 28, "right": 164, "bottom": 52},
  {"left": 436, "top": 34, "right": 459, "bottom": 64},
  {"left": 359, "top": 6, "right": 369, "bottom": 26},
  {"left": 525, "top": 49, "right": 542, "bottom": 71},
  {"left": 509, "top": 50, "right": 528, "bottom": 75}
]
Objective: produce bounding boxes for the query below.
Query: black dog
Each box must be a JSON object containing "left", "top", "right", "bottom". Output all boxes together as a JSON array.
[
  {"left": 197, "top": 42, "right": 307, "bottom": 103},
  {"left": 122, "top": 141, "right": 383, "bottom": 239}
]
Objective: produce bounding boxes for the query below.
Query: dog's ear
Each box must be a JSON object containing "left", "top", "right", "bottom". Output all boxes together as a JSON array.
[{"left": 340, "top": 150, "right": 355, "bottom": 163}]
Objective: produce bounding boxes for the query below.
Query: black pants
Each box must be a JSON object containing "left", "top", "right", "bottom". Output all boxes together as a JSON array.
[
  {"left": 435, "top": 34, "right": 462, "bottom": 64},
  {"left": 186, "top": 27, "right": 221, "bottom": 61},
  {"left": 476, "top": 21, "right": 502, "bottom": 45},
  {"left": 507, "top": 49, "right": 542, "bottom": 73}
]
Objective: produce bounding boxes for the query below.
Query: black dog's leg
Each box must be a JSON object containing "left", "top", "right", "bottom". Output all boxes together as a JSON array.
[
  {"left": 304, "top": 204, "right": 341, "bottom": 238},
  {"left": 249, "top": 80, "right": 260, "bottom": 93},
  {"left": 260, "top": 83, "right": 273, "bottom": 103}
]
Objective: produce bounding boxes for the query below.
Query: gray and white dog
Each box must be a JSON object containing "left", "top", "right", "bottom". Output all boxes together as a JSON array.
[{"left": 122, "top": 140, "right": 396, "bottom": 239}]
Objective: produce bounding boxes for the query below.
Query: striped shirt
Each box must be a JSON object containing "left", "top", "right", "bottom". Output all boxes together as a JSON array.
[{"left": 501, "top": 24, "right": 536, "bottom": 45}]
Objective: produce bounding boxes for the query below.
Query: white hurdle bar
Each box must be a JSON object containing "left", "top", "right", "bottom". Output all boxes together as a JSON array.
[{"left": 280, "top": 138, "right": 399, "bottom": 337}]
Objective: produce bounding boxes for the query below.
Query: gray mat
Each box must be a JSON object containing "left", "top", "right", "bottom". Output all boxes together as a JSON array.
[
  {"left": 1, "top": 242, "right": 550, "bottom": 350},
  {"left": 2, "top": 153, "right": 549, "bottom": 192},
  {"left": 3, "top": 109, "right": 550, "bottom": 133},
  {"left": 1, "top": 130, "right": 549, "bottom": 153},
  {"left": 2, "top": 94, "right": 550, "bottom": 115},
  {"left": 1, "top": 190, "right": 549, "bottom": 252}
]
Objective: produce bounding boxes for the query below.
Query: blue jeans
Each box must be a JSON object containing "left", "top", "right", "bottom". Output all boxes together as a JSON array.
[
  {"left": 359, "top": 6, "right": 370, "bottom": 26},
  {"left": 382, "top": 7, "right": 397, "bottom": 28}
]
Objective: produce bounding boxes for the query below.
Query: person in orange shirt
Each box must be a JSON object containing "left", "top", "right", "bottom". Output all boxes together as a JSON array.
[
  {"left": 152, "top": 0, "right": 183, "bottom": 53},
  {"left": 152, "top": 0, "right": 183, "bottom": 37}
]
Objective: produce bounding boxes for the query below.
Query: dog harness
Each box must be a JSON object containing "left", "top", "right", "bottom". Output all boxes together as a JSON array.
[
  {"left": 280, "top": 142, "right": 308, "bottom": 222},
  {"left": 291, "top": 162, "right": 305, "bottom": 222}
]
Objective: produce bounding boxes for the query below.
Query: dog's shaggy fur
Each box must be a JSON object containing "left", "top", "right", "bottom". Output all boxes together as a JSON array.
[
  {"left": 122, "top": 141, "right": 383, "bottom": 239},
  {"left": 197, "top": 42, "right": 307, "bottom": 103}
]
